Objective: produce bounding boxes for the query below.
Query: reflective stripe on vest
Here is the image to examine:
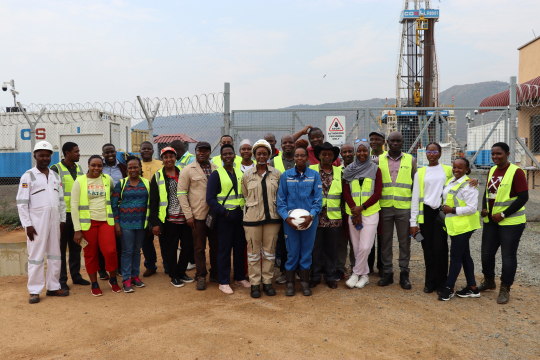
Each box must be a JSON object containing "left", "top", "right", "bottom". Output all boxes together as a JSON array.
[
  {"left": 77, "top": 174, "right": 114, "bottom": 230},
  {"left": 345, "top": 178, "right": 380, "bottom": 217},
  {"left": 273, "top": 155, "right": 286, "bottom": 173},
  {"left": 55, "top": 162, "right": 84, "bottom": 213},
  {"left": 155, "top": 167, "right": 180, "bottom": 223},
  {"left": 120, "top": 176, "right": 151, "bottom": 228},
  {"left": 212, "top": 155, "right": 242, "bottom": 169},
  {"left": 216, "top": 167, "right": 245, "bottom": 210},
  {"left": 379, "top": 153, "right": 413, "bottom": 209},
  {"left": 178, "top": 153, "right": 195, "bottom": 169},
  {"left": 416, "top": 164, "right": 452, "bottom": 224},
  {"left": 443, "top": 176, "right": 481, "bottom": 236},
  {"left": 309, "top": 164, "right": 342, "bottom": 219},
  {"left": 483, "top": 164, "right": 526, "bottom": 225}
]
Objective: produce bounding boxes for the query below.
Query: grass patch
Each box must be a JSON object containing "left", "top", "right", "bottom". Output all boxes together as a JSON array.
[{"left": 0, "top": 199, "right": 20, "bottom": 230}]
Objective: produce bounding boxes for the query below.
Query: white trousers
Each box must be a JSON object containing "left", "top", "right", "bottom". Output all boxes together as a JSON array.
[
  {"left": 27, "top": 206, "right": 61, "bottom": 294},
  {"left": 348, "top": 212, "right": 379, "bottom": 277}
]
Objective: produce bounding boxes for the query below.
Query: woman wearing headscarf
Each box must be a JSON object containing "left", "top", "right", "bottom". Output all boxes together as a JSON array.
[
  {"left": 239, "top": 139, "right": 255, "bottom": 173},
  {"left": 342, "top": 140, "right": 382, "bottom": 289}
]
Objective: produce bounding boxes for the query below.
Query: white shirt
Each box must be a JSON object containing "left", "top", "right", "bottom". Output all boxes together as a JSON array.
[
  {"left": 442, "top": 176, "right": 478, "bottom": 216},
  {"left": 410, "top": 165, "right": 447, "bottom": 226}
]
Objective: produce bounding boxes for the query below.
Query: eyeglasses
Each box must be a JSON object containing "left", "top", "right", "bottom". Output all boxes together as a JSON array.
[
  {"left": 294, "top": 154, "right": 307, "bottom": 158},
  {"left": 426, "top": 151, "right": 439, "bottom": 155}
]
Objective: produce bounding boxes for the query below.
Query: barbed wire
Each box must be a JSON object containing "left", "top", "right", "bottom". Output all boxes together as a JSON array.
[
  {"left": 0, "top": 93, "right": 225, "bottom": 125},
  {"left": 517, "top": 84, "right": 540, "bottom": 108}
]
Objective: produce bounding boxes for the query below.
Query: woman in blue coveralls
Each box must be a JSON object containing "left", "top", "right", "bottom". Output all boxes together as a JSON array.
[{"left": 277, "top": 146, "right": 323, "bottom": 297}]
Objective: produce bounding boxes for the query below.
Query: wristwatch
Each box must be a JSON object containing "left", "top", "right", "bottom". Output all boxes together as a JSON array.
[
  {"left": 451, "top": 207, "right": 456, "bottom": 214},
  {"left": 310, "top": 214, "right": 315, "bottom": 220}
]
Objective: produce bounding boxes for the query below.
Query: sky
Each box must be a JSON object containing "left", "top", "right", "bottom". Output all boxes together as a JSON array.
[{"left": 1, "top": 0, "right": 539, "bottom": 111}]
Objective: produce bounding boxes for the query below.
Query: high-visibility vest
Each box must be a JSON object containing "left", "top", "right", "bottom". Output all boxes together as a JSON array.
[
  {"left": 178, "top": 153, "right": 195, "bottom": 169},
  {"left": 273, "top": 155, "right": 286, "bottom": 173},
  {"left": 55, "top": 162, "right": 84, "bottom": 213},
  {"left": 77, "top": 174, "right": 114, "bottom": 231},
  {"left": 443, "top": 176, "right": 481, "bottom": 236},
  {"left": 155, "top": 167, "right": 181, "bottom": 223},
  {"left": 483, "top": 163, "right": 526, "bottom": 225},
  {"left": 371, "top": 150, "right": 387, "bottom": 159},
  {"left": 416, "top": 164, "right": 453, "bottom": 224},
  {"left": 379, "top": 153, "right": 413, "bottom": 209},
  {"left": 212, "top": 155, "right": 242, "bottom": 169},
  {"left": 309, "top": 164, "right": 342, "bottom": 219},
  {"left": 119, "top": 176, "right": 150, "bottom": 228},
  {"left": 216, "top": 167, "right": 245, "bottom": 210},
  {"left": 345, "top": 177, "right": 381, "bottom": 217}
]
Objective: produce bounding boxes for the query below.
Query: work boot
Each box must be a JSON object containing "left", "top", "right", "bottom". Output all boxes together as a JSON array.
[
  {"left": 378, "top": 272, "right": 394, "bottom": 287},
  {"left": 497, "top": 284, "right": 511, "bottom": 304},
  {"left": 478, "top": 276, "right": 497, "bottom": 291},
  {"left": 29, "top": 294, "right": 40, "bottom": 304},
  {"left": 251, "top": 285, "right": 261, "bottom": 298},
  {"left": 299, "top": 269, "right": 312, "bottom": 296},
  {"left": 263, "top": 284, "right": 276, "bottom": 296},
  {"left": 285, "top": 270, "right": 296, "bottom": 297},
  {"left": 400, "top": 271, "right": 412, "bottom": 290}
]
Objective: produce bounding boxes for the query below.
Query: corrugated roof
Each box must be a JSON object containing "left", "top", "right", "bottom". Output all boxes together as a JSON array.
[
  {"left": 478, "top": 75, "right": 540, "bottom": 112},
  {"left": 153, "top": 133, "right": 199, "bottom": 144}
]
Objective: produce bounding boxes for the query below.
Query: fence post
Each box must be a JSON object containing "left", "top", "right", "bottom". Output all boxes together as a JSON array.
[
  {"left": 136, "top": 96, "right": 160, "bottom": 143},
  {"left": 224, "top": 82, "right": 230, "bottom": 136},
  {"left": 17, "top": 103, "right": 46, "bottom": 167},
  {"left": 509, "top": 76, "right": 517, "bottom": 163}
]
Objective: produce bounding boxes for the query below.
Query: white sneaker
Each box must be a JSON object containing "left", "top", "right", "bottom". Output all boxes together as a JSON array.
[
  {"left": 346, "top": 274, "right": 359, "bottom": 289},
  {"left": 355, "top": 275, "right": 370, "bottom": 289},
  {"left": 186, "top": 262, "right": 196, "bottom": 270}
]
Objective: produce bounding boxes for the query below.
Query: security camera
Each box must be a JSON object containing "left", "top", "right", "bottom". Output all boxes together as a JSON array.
[
  {"left": 1, "top": 84, "right": 7, "bottom": 91},
  {"left": 474, "top": 110, "right": 479, "bottom": 115}
]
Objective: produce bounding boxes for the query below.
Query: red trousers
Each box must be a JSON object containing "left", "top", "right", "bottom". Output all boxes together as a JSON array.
[{"left": 83, "top": 220, "right": 117, "bottom": 274}]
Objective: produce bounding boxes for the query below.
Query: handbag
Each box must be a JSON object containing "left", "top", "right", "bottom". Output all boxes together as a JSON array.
[{"left": 206, "top": 186, "right": 234, "bottom": 230}]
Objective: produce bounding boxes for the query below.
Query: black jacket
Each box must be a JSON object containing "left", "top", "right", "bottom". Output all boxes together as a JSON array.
[{"left": 149, "top": 167, "right": 180, "bottom": 228}]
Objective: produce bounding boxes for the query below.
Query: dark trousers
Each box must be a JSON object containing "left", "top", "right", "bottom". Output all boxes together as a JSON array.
[
  {"left": 277, "top": 225, "right": 289, "bottom": 273},
  {"left": 98, "top": 235, "right": 122, "bottom": 275},
  {"left": 162, "top": 221, "right": 194, "bottom": 280},
  {"left": 367, "top": 235, "right": 382, "bottom": 273},
  {"left": 419, "top": 206, "right": 449, "bottom": 290},
  {"left": 59, "top": 213, "right": 83, "bottom": 284},
  {"left": 312, "top": 227, "right": 340, "bottom": 282},
  {"left": 193, "top": 219, "right": 218, "bottom": 280},
  {"left": 446, "top": 230, "right": 476, "bottom": 288},
  {"left": 216, "top": 209, "right": 246, "bottom": 284},
  {"left": 481, "top": 221, "right": 525, "bottom": 286},
  {"left": 141, "top": 231, "right": 169, "bottom": 272}
]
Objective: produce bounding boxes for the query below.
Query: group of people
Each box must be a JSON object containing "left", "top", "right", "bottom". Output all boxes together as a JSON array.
[{"left": 17, "top": 126, "right": 528, "bottom": 305}]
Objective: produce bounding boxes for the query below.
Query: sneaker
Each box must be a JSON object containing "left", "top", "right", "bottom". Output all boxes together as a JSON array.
[
  {"left": 334, "top": 270, "right": 345, "bottom": 282},
  {"left": 99, "top": 272, "right": 109, "bottom": 280},
  {"left": 181, "top": 275, "right": 194, "bottom": 283},
  {"left": 123, "top": 279, "right": 134, "bottom": 293},
  {"left": 235, "top": 280, "right": 251, "bottom": 288},
  {"left": 186, "top": 262, "right": 196, "bottom": 270},
  {"left": 438, "top": 286, "right": 454, "bottom": 301},
  {"left": 196, "top": 277, "right": 206, "bottom": 291},
  {"left": 91, "top": 287, "right": 103, "bottom": 297},
  {"left": 219, "top": 284, "right": 234, "bottom": 294},
  {"left": 346, "top": 274, "right": 359, "bottom": 289},
  {"left": 171, "top": 278, "right": 185, "bottom": 288},
  {"left": 131, "top": 276, "right": 145, "bottom": 288},
  {"left": 276, "top": 273, "right": 287, "bottom": 284},
  {"left": 478, "top": 276, "right": 497, "bottom": 291},
  {"left": 456, "top": 285, "right": 480, "bottom": 298},
  {"left": 355, "top": 275, "right": 370, "bottom": 289},
  {"left": 109, "top": 280, "right": 122, "bottom": 293}
]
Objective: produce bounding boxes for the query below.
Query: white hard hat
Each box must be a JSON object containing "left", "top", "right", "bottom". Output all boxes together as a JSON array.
[
  {"left": 288, "top": 209, "right": 312, "bottom": 230},
  {"left": 252, "top": 139, "right": 272, "bottom": 155},
  {"left": 34, "top": 141, "right": 54, "bottom": 153}
]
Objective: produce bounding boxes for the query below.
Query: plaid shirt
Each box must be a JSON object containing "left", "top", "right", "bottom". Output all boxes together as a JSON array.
[{"left": 199, "top": 162, "right": 213, "bottom": 179}]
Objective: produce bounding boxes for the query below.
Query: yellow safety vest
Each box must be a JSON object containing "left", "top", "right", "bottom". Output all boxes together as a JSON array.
[
  {"left": 379, "top": 153, "right": 413, "bottom": 209},
  {"left": 345, "top": 177, "right": 381, "bottom": 217},
  {"left": 216, "top": 167, "right": 245, "bottom": 210},
  {"left": 119, "top": 176, "right": 150, "bottom": 228},
  {"left": 416, "top": 164, "right": 453, "bottom": 224},
  {"left": 77, "top": 174, "right": 114, "bottom": 230},
  {"left": 212, "top": 155, "right": 242, "bottom": 169},
  {"left": 178, "top": 153, "right": 195, "bottom": 169},
  {"left": 443, "top": 176, "right": 481, "bottom": 236},
  {"left": 155, "top": 167, "right": 181, "bottom": 223},
  {"left": 55, "top": 162, "right": 84, "bottom": 213},
  {"left": 309, "top": 164, "right": 342, "bottom": 219},
  {"left": 483, "top": 164, "right": 526, "bottom": 225},
  {"left": 273, "top": 155, "right": 286, "bottom": 173}
]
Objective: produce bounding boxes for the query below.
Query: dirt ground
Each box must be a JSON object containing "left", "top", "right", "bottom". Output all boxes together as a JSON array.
[
  {"left": 1, "top": 237, "right": 539, "bottom": 359},
  {"left": 0, "top": 227, "right": 26, "bottom": 243}
]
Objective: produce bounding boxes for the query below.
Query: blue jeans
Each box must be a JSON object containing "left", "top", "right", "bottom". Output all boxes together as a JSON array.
[
  {"left": 481, "top": 221, "right": 525, "bottom": 286},
  {"left": 283, "top": 217, "right": 318, "bottom": 271},
  {"left": 121, "top": 229, "right": 146, "bottom": 282},
  {"left": 141, "top": 232, "right": 169, "bottom": 272},
  {"left": 446, "top": 230, "right": 476, "bottom": 288}
]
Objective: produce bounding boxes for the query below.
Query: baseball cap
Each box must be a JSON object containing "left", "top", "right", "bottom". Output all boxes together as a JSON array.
[
  {"left": 369, "top": 131, "right": 385, "bottom": 139},
  {"left": 160, "top": 146, "right": 177, "bottom": 157},
  {"left": 34, "top": 141, "right": 54, "bottom": 153},
  {"left": 195, "top": 141, "right": 212, "bottom": 150}
]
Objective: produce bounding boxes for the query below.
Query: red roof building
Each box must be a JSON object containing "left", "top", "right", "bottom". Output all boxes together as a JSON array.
[{"left": 153, "top": 133, "right": 198, "bottom": 144}]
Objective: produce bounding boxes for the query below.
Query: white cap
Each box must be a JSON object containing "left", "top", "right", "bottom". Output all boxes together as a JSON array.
[
  {"left": 34, "top": 141, "right": 54, "bottom": 153},
  {"left": 252, "top": 139, "right": 272, "bottom": 154}
]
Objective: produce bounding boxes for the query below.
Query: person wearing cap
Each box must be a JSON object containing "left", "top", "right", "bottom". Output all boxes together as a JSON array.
[
  {"left": 308, "top": 142, "right": 343, "bottom": 290},
  {"left": 241, "top": 140, "right": 282, "bottom": 298},
  {"left": 369, "top": 131, "right": 387, "bottom": 161},
  {"left": 50, "top": 142, "right": 90, "bottom": 290},
  {"left": 211, "top": 135, "right": 242, "bottom": 169},
  {"left": 149, "top": 147, "right": 194, "bottom": 288},
  {"left": 178, "top": 141, "right": 219, "bottom": 290},
  {"left": 17, "top": 141, "right": 69, "bottom": 304},
  {"left": 292, "top": 126, "right": 341, "bottom": 167}
]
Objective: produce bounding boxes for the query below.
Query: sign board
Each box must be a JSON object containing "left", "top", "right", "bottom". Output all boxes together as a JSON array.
[
  {"left": 426, "top": 111, "right": 450, "bottom": 116},
  {"left": 325, "top": 116, "right": 346, "bottom": 145},
  {"left": 396, "top": 111, "right": 417, "bottom": 116},
  {"left": 400, "top": 9, "right": 439, "bottom": 22}
]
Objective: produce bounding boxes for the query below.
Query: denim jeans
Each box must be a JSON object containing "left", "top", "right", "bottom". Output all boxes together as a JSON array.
[
  {"left": 481, "top": 221, "right": 525, "bottom": 286},
  {"left": 446, "top": 230, "right": 476, "bottom": 288},
  {"left": 121, "top": 228, "right": 146, "bottom": 282}
]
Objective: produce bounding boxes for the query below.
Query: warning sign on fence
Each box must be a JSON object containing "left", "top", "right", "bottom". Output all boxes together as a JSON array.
[{"left": 326, "top": 116, "right": 346, "bottom": 145}]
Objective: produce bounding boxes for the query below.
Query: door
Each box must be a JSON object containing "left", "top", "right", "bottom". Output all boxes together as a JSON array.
[{"left": 110, "top": 123, "right": 120, "bottom": 148}]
